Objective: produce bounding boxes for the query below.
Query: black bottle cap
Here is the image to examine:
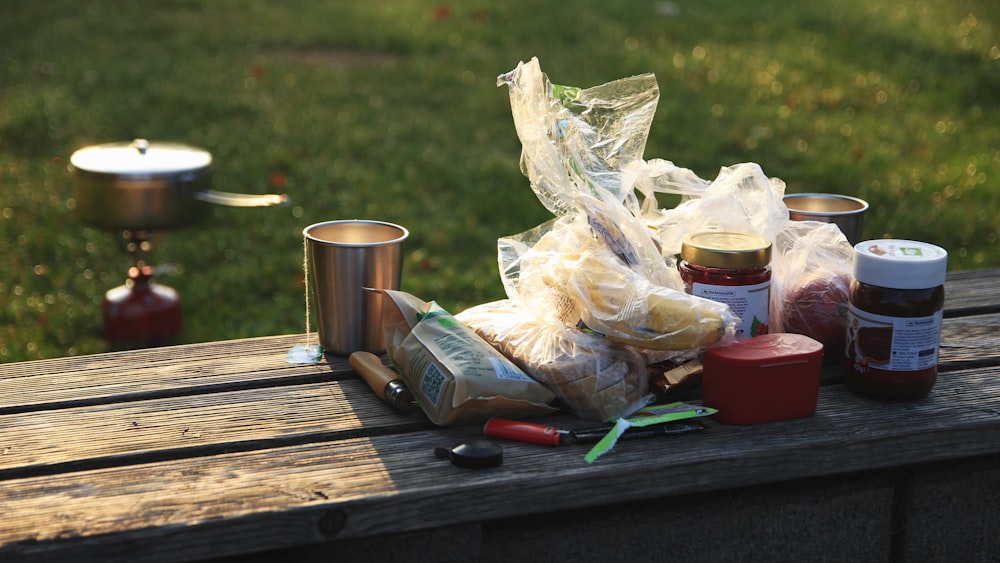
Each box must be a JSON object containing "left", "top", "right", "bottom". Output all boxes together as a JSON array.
[{"left": 434, "top": 439, "right": 503, "bottom": 469}]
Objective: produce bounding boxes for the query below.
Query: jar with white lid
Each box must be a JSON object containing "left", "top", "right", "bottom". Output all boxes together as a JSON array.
[{"left": 845, "top": 239, "right": 948, "bottom": 399}]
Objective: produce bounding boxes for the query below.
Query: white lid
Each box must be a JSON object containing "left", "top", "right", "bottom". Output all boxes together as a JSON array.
[
  {"left": 69, "top": 138, "right": 212, "bottom": 175},
  {"left": 853, "top": 239, "right": 948, "bottom": 289}
]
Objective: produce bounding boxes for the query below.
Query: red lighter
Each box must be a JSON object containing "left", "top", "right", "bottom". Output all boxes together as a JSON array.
[
  {"left": 483, "top": 417, "right": 704, "bottom": 446},
  {"left": 483, "top": 418, "right": 570, "bottom": 446}
]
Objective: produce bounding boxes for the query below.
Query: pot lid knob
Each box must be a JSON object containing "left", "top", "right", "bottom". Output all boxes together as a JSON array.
[{"left": 133, "top": 138, "right": 150, "bottom": 155}]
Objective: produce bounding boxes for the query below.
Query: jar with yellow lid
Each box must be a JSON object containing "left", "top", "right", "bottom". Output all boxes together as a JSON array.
[{"left": 679, "top": 232, "right": 772, "bottom": 338}]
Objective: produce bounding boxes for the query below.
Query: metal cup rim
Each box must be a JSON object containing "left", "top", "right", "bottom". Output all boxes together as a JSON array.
[
  {"left": 783, "top": 193, "right": 869, "bottom": 216},
  {"left": 303, "top": 219, "right": 409, "bottom": 246}
]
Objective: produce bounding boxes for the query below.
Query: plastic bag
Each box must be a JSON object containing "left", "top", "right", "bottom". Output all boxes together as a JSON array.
[
  {"left": 378, "top": 289, "right": 557, "bottom": 426},
  {"left": 469, "top": 58, "right": 742, "bottom": 420},
  {"left": 497, "top": 57, "right": 660, "bottom": 218},
  {"left": 637, "top": 165, "right": 854, "bottom": 362},
  {"left": 642, "top": 161, "right": 790, "bottom": 258},
  {"left": 769, "top": 221, "right": 854, "bottom": 361},
  {"left": 456, "top": 300, "right": 654, "bottom": 421},
  {"left": 497, "top": 59, "right": 738, "bottom": 352},
  {"left": 498, "top": 194, "right": 738, "bottom": 352},
  {"left": 489, "top": 58, "right": 864, "bottom": 420}
]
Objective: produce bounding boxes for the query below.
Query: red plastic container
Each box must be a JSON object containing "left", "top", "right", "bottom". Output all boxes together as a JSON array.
[{"left": 701, "top": 333, "right": 823, "bottom": 425}]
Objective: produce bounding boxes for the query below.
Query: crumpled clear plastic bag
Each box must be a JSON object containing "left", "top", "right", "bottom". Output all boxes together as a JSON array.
[
  {"left": 499, "top": 194, "right": 737, "bottom": 352},
  {"left": 770, "top": 221, "right": 855, "bottom": 361},
  {"left": 641, "top": 161, "right": 790, "bottom": 257},
  {"left": 639, "top": 165, "right": 854, "bottom": 362},
  {"left": 479, "top": 57, "right": 858, "bottom": 420},
  {"left": 496, "top": 58, "right": 738, "bottom": 353},
  {"left": 441, "top": 58, "right": 739, "bottom": 421},
  {"left": 498, "top": 57, "right": 660, "bottom": 218},
  {"left": 456, "top": 300, "right": 654, "bottom": 422}
]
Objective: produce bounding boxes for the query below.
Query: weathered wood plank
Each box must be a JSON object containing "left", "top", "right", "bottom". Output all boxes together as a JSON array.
[
  {"left": 944, "top": 267, "right": 1000, "bottom": 314},
  {"left": 0, "top": 379, "right": 429, "bottom": 480},
  {"left": 0, "top": 333, "right": 311, "bottom": 377},
  {"left": 0, "top": 334, "right": 353, "bottom": 414},
  {"left": 3, "top": 306, "right": 995, "bottom": 481},
  {"left": 940, "top": 312, "right": 1000, "bottom": 369},
  {"left": 1, "top": 365, "right": 997, "bottom": 562}
]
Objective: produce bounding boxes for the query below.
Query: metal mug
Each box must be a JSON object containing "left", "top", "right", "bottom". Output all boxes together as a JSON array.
[
  {"left": 783, "top": 193, "right": 869, "bottom": 245},
  {"left": 304, "top": 220, "right": 408, "bottom": 356}
]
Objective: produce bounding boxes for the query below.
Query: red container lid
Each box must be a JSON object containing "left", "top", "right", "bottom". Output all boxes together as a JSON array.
[
  {"left": 702, "top": 333, "right": 824, "bottom": 425},
  {"left": 706, "top": 333, "right": 823, "bottom": 364}
]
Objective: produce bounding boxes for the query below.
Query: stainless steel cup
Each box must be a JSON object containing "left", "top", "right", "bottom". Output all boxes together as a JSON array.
[
  {"left": 783, "top": 193, "right": 869, "bottom": 245},
  {"left": 304, "top": 220, "right": 408, "bottom": 356}
]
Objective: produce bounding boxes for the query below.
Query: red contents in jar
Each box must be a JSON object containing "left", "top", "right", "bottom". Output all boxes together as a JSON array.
[
  {"left": 680, "top": 232, "right": 772, "bottom": 338},
  {"left": 680, "top": 262, "right": 771, "bottom": 286}
]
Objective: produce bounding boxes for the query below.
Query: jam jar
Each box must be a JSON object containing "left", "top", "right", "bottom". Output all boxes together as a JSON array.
[
  {"left": 679, "top": 232, "right": 772, "bottom": 338},
  {"left": 845, "top": 239, "right": 947, "bottom": 400}
]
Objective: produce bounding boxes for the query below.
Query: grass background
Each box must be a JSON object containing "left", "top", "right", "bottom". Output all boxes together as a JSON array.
[{"left": 2, "top": 0, "right": 998, "bottom": 362}]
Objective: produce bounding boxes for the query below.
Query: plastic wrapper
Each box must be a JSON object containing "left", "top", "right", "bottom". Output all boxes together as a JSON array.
[
  {"left": 377, "top": 289, "right": 557, "bottom": 426},
  {"left": 497, "top": 59, "right": 738, "bottom": 353},
  {"left": 640, "top": 161, "right": 790, "bottom": 258},
  {"left": 499, "top": 195, "right": 738, "bottom": 352},
  {"left": 498, "top": 57, "right": 659, "bottom": 218},
  {"left": 769, "top": 221, "right": 855, "bottom": 361},
  {"left": 490, "top": 57, "right": 870, "bottom": 419},
  {"left": 482, "top": 58, "right": 744, "bottom": 420},
  {"left": 456, "top": 300, "right": 654, "bottom": 422},
  {"left": 625, "top": 153, "right": 854, "bottom": 362}
]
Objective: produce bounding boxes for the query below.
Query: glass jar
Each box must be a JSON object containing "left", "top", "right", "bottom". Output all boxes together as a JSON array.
[
  {"left": 845, "top": 239, "right": 947, "bottom": 400},
  {"left": 679, "top": 232, "right": 772, "bottom": 338}
]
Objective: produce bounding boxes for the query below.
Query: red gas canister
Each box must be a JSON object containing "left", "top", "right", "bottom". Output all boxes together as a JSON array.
[{"left": 103, "top": 265, "right": 182, "bottom": 349}]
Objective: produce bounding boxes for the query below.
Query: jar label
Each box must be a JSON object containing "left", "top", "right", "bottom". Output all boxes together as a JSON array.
[
  {"left": 846, "top": 304, "right": 942, "bottom": 374},
  {"left": 691, "top": 280, "right": 770, "bottom": 337}
]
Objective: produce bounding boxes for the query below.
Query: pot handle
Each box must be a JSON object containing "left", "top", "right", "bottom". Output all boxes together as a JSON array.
[{"left": 193, "top": 190, "right": 290, "bottom": 207}]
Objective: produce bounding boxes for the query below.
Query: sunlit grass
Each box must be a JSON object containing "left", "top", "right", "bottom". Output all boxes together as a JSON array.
[{"left": 2, "top": 0, "right": 997, "bottom": 361}]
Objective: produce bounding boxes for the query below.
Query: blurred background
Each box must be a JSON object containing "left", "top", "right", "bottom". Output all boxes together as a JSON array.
[{"left": 2, "top": 0, "right": 998, "bottom": 362}]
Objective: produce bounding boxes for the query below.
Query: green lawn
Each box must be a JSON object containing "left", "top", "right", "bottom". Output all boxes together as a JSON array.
[{"left": 2, "top": 0, "right": 998, "bottom": 362}]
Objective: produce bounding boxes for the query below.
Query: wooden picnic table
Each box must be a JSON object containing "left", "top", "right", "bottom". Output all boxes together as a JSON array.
[{"left": 1, "top": 267, "right": 998, "bottom": 562}]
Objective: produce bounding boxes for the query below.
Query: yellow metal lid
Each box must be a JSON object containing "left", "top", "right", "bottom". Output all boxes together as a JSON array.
[{"left": 680, "top": 232, "right": 772, "bottom": 269}]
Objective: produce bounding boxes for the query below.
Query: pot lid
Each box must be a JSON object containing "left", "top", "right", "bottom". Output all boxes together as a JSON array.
[{"left": 69, "top": 138, "right": 212, "bottom": 175}]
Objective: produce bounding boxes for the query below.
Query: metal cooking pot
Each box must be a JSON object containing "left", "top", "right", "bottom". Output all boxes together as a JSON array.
[{"left": 69, "top": 138, "right": 289, "bottom": 230}]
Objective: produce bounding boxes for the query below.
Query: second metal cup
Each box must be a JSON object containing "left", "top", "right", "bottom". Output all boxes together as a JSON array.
[{"left": 784, "top": 193, "right": 869, "bottom": 245}]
